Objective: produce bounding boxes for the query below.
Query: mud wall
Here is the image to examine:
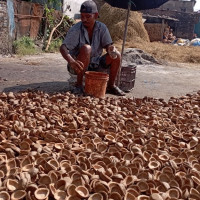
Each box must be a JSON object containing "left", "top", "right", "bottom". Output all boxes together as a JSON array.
[
  {"left": 14, "top": 0, "right": 44, "bottom": 39},
  {"left": 0, "top": 1, "right": 9, "bottom": 54},
  {"left": 144, "top": 23, "right": 165, "bottom": 42}
]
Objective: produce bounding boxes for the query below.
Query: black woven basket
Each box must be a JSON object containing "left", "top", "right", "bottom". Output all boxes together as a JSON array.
[{"left": 117, "top": 65, "right": 137, "bottom": 92}]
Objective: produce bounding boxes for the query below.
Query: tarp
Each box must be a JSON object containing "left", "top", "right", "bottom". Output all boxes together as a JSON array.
[
  {"left": 190, "top": 38, "right": 200, "bottom": 46},
  {"left": 7, "top": 0, "right": 15, "bottom": 37},
  {"left": 104, "top": 0, "right": 169, "bottom": 11}
]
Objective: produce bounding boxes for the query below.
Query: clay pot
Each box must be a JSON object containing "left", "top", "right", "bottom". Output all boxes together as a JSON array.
[
  {"left": 48, "top": 171, "right": 58, "bottom": 183},
  {"left": 158, "top": 173, "right": 171, "bottom": 183},
  {"left": 26, "top": 184, "right": 38, "bottom": 195},
  {"left": 150, "top": 193, "right": 163, "bottom": 200},
  {"left": 94, "top": 182, "right": 109, "bottom": 194},
  {"left": 7, "top": 179, "right": 19, "bottom": 191},
  {"left": 127, "top": 188, "right": 139, "bottom": 197},
  {"left": 19, "top": 141, "right": 30, "bottom": 151},
  {"left": 54, "top": 190, "right": 67, "bottom": 200},
  {"left": 123, "top": 175, "right": 135, "bottom": 186},
  {"left": 97, "top": 143, "right": 107, "bottom": 153},
  {"left": 0, "top": 171, "right": 4, "bottom": 179},
  {"left": 66, "top": 196, "right": 81, "bottom": 200},
  {"left": 38, "top": 175, "right": 51, "bottom": 185},
  {"left": 22, "top": 164, "right": 35, "bottom": 173},
  {"left": 34, "top": 188, "right": 49, "bottom": 200},
  {"left": 54, "top": 143, "right": 64, "bottom": 150},
  {"left": 88, "top": 193, "right": 103, "bottom": 200},
  {"left": 124, "top": 192, "right": 136, "bottom": 200},
  {"left": 47, "top": 159, "right": 59, "bottom": 170},
  {"left": 11, "top": 190, "right": 26, "bottom": 200},
  {"left": 110, "top": 192, "right": 122, "bottom": 200},
  {"left": 55, "top": 180, "right": 66, "bottom": 190},
  {"left": 137, "top": 181, "right": 149, "bottom": 193},
  {"left": 167, "top": 188, "right": 180, "bottom": 199},
  {"left": 192, "top": 176, "right": 200, "bottom": 185},
  {"left": 148, "top": 161, "right": 160, "bottom": 170},
  {"left": 67, "top": 184, "right": 76, "bottom": 196},
  {"left": 0, "top": 191, "right": 10, "bottom": 200},
  {"left": 6, "top": 159, "right": 16, "bottom": 169},
  {"left": 75, "top": 186, "right": 89, "bottom": 198},
  {"left": 137, "top": 195, "right": 150, "bottom": 200}
]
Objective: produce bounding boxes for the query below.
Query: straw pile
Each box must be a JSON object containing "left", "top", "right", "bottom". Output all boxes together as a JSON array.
[
  {"left": 99, "top": 3, "right": 150, "bottom": 43},
  {"left": 127, "top": 41, "right": 200, "bottom": 64}
]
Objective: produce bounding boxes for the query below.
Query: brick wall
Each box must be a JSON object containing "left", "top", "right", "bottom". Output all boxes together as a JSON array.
[{"left": 0, "top": 1, "right": 9, "bottom": 54}]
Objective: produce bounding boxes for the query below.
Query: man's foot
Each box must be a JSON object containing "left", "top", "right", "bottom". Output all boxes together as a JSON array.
[
  {"left": 71, "top": 86, "right": 84, "bottom": 95},
  {"left": 107, "top": 85, "right": 125, "bottom": 96}
]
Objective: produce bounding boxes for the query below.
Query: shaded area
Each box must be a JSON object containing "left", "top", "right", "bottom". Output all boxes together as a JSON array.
[
  {"left": 3, "top": 81, "right": 73, "bottom": 94},
  {"left": 104, "top": 0, "right": 169, "bottom": 11}
]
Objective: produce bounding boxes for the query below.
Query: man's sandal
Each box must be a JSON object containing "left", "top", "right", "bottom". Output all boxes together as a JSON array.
[{"left": 107, "top": 86, "right": 125, "bottom": 96}]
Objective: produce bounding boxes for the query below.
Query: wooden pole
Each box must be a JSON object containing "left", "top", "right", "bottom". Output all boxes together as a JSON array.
[
  {"left": 117, "top": 0, "right": 131, "bottom": 86},
  {"left": 161, "top": 19, "right": 165, "bottom": 41}
]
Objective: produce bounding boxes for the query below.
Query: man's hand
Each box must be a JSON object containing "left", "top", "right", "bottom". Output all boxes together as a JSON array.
[
  {"left": 70, "top": 60, "right": 84, "bottom": 74},
  {"left": 107, "top": 45, "right": 119, "bottom": 60},
  {"left": 60, "top": 44, "right": 84, "bottom": 74}
]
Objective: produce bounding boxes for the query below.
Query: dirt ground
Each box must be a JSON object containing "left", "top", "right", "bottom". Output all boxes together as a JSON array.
[{"left": 0, "top": 53, "right": 200, "bottom": 101}]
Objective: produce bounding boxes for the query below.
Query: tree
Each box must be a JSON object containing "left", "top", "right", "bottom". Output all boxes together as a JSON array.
[{"left": 43, "top": 0, "right": 73, "bottom": 51}]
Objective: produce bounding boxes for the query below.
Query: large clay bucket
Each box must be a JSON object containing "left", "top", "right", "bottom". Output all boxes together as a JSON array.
[{"left": 85, "top": 71, "right": 109, "bottom": 98}]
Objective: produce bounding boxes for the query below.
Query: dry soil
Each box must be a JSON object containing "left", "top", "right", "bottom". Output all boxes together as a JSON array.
[{"left": 0, "top": 53, "right": 200, "bottom": 101}]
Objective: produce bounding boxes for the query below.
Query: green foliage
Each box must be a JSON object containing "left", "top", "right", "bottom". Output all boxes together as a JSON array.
[
  {"left": 55, "top": 15, "right": 75, "bottom": 39},
  {"left": 44, "top": 7, "right": 75, "bottom": 40},
  {"left": 45, "top": 6, "right": 74, "bottom": 29},
  {"left": 46, "top": 0, "right": 61, "bottom": 10},
  {"left": 47, "top": 38, "right": 62, "bottom": 52},
  {"left": 13, "top": 36, "right": 37, "bottom": 55},
  {"left": 62, "top": 15, "right": 75, "bottom": 29},
  {"left": 23, "top": 0, "right": 61, "bottom": 8},
  {"left": 45, "top": 5, "right": 55, "bottom": 29}
]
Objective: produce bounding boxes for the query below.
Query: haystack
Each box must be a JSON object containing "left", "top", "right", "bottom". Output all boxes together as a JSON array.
[{"left": 99, "top": 3, "right": 150, "bottom": 43}]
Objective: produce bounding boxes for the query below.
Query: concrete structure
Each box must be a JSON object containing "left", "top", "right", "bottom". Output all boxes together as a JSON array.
[
  {"left": 63, "top": 0, "right": 85, "bottom": 19},
  {"left": 143, "top": 8, "right": 200, "bottom": 40},
  {"left": 0, "top": 0, "right": 9, "bottom": 54},
  {"left": 63, "top": 0, "right": 103, "bottom": 19},
  {"left": 143, "top": 14, "right": 179, "bottom": 42},
  {"left": 142, "top": 0, "right": 200, "bottom": 41},
  {"left": 160, "top": 0, "right": 196, "bottom": 13}
]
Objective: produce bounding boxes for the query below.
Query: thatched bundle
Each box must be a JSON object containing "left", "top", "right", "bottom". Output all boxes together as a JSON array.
[{"left": 99, "top": 3, "right": 150, "bottom": 43}]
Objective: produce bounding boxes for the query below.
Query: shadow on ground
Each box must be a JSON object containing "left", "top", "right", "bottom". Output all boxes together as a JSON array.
[{"left": 3, "top": 78, "right": 76, "bottom": 94}]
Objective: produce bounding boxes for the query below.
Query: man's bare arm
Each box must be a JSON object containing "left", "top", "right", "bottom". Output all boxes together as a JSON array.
[
  {"left": 60, "top": 44, "right": 83, "bottom": 73},
  {"left": 60, "top": 44, "right": 75, "bottom": 64}
]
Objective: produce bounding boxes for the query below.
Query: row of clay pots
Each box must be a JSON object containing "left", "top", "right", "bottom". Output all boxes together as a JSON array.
[{"left": 0, "top": 91, "right": 200, "bottom": 199}]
